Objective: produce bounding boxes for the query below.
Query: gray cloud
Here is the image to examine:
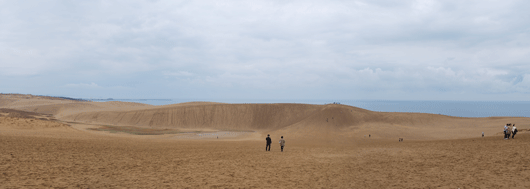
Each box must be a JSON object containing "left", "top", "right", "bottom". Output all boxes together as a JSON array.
[{"left": 1, "top": 0, "right": 530, "bottom": 100}]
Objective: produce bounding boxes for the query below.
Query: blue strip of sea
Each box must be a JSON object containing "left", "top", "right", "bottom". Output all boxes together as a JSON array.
[{"left": 87, "top": 99, "right": 530, "bottom": 118}]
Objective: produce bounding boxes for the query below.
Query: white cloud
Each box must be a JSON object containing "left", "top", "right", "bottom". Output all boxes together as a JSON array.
[
  {"left": 163, "top": 71, "right": 194, "bottom": 77},
  {"left": 64, "top": 82, "right": 100, "bottom": 88}
]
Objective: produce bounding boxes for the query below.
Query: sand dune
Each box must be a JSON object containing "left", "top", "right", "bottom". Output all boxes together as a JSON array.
[
  {"left": 0, "top": 94, "right": 151, "bottom": 118},
  {"left": 0, "top": 117, "right": 68, "bottom": 130},
  {"left": 63, "top": 103, "right": 321, "bottom": 131},
  {"left": 2, "top": 94, "right": 530, "bottom": 140},
  {"left": 60, "top": 103, "right": 530, "bottom": 140}
]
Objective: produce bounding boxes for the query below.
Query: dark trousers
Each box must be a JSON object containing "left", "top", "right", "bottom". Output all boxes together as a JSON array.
[
  {"left": 266, "top": 143, "right": 271, "bottom": 151},
  {"left": 512, "top": 133, "right": 516, "bottom": 138},
  {"left": 281, "top": 146, "right": 284, "bottom": 152}
]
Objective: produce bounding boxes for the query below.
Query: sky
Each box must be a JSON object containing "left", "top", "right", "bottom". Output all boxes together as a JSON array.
[{"left": 1, "top": 0, "right": 530, "bottom": 101}]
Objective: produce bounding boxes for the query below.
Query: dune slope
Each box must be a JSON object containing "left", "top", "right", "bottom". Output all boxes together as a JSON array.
[{"left": 63, "top": 103, "right": 322, "bottom": 131}]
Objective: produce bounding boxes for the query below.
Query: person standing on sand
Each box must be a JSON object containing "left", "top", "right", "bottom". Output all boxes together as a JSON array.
[
  {"left": 504, "top": 124, "right": 509, "bottom": 139},
  {"left": 482, "top": 132, "right": 484, "bottom": 138},
  {"left": 506, "top": 126, "right": 512, "bottom": 140},
  {"left": 279, "top": 136, "right": 285, "bottom": 152},
  {"left": 512, "top": 124, "right": 517, "bottom": 139},
  {"left": 266, "top": 134, "right": 272, "bottom": 151}
]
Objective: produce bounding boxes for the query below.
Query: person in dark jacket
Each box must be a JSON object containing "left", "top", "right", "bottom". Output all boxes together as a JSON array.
[
  {"left": 506, "top": 126, "right": 512, "bottom": 140},
  {"left": 512, "top": 124, "right": 518, "bottom": 139},
  {"left": 265, "top": 134, "right": 272, "bottom": 151}
]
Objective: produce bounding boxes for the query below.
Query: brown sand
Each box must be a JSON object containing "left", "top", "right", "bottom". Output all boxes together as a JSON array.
[{"left": 1, "top": 94, "right": 530, "bottom": 188}]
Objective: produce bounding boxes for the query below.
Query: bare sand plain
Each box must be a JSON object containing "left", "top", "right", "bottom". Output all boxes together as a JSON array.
[{"left": 1, "top": 94, "right": 530, "bottom": 188}]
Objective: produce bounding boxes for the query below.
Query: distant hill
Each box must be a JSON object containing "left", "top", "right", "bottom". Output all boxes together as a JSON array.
[{"left": 0, "top": 93, "right": 87, "bottom": 101}]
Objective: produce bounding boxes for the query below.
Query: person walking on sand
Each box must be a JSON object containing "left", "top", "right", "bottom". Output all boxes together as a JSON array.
[
  {"left": 279, "top": 136, "right": 285, "bottom": 152},
  {"left": 266, "top": 134, "right": 272, "bottom": 151},
  {"left": 482, "top": 132, "right": 484, "bottom": 138},
  {"left": 506, "top": 126, "right": 512, "bottom": 140},
  {"left": 512, "top": 124, "right": 518, "bottom": 139}
]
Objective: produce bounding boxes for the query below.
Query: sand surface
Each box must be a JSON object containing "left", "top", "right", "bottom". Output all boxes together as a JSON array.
[{"left": 1, "top": 94, "right": 530, "bottom": 188}]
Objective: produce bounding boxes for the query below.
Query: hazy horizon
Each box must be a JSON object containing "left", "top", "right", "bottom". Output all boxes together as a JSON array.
[{"left": 6, "top": 93, "right": 530, "bottom": 103}]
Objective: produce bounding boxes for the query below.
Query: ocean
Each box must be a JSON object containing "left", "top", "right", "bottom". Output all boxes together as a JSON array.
[{"left": 87, "top": 99, "right": 530, "bottom": 118}]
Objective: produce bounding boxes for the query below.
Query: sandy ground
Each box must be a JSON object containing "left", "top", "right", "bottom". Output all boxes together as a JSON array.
[
  {"left": 2, "top": 123, "right": 530, "bottom": 188},
  {"left": 2, "top": 94, "right": 530, "bottom": 188}
]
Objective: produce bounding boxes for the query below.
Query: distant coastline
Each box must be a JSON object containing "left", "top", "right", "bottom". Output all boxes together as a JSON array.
[{"left": 0, "top": 93, "right": 88, "bottom": 102}]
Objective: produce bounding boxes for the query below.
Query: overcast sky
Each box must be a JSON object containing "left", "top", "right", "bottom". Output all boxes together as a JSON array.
[{"left": 1, "top": 0, "right": 530, "bottom": 101}]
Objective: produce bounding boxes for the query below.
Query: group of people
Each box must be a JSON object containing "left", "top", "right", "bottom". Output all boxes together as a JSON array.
[
  {"left": 503, "top": 123, "right": 518, "bottom": 140},
  {"left": 265, "top": 134, "right": 285, "bottom": 152}
]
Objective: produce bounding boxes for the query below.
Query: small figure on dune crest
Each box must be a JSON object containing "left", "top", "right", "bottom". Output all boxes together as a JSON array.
[
  {"left": 266, "top": 134, "right": 271, "bottom": 151},
  {"left": 279, "top": 136, "right": 285, "bottom": 152},
  {"left": 399, "top": 138, "right": 403, "bottom": 142},
  {"left": 482, "top": 132, "right": 484, "bottom": 138}
]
